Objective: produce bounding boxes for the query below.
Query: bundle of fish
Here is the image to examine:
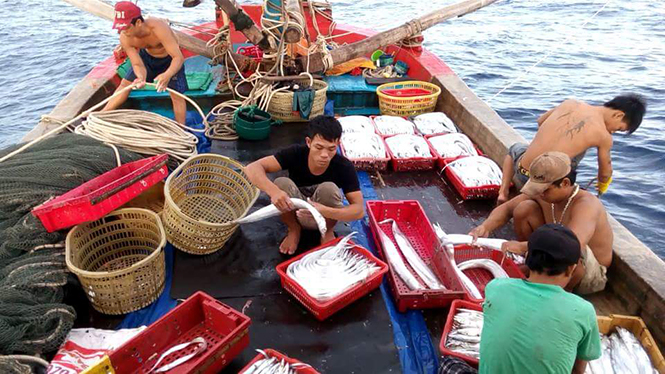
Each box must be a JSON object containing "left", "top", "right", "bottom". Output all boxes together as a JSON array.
[
  {"left": 445, "top": 308, "right": 483, "bottom": 359},
  {"left": 412, "top": 112, "right": 458, "bottom": 135},
  {"left": 373, "top": 115, "right": 415, "bottom": 135},
  {"left": 385, "top": 135, "right": 432, "bottom": 159},
  {"left": 341, "top": 133, "right": 387, "bottom": 159},
  {"left": 447, "top": 156, "right": 502, "bottom": 187},
  {"left": 287, "top": 233, "right": 380, "bottom": 302},
  {"left": 338, "top": 115, "right": 376, "bottom": 134},
  {"left": 377, "top": 219, "right": 445, "bottom": 291},
  {"left": 586, "top": 327, "right": 657, "bottom": 374},
  {"left": 429, "top": 133, "right": 478, "bottom": 159},
  {"left": 243, "top": 350, "right": 312, "bottom": 374}
]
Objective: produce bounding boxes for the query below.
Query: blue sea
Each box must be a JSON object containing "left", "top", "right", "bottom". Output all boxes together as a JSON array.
[{"left": 1, "top": 0, "right": 663, "bottom": 257}]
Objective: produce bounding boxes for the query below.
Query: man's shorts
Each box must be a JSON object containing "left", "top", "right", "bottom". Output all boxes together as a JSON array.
[
  {"left": 124, "top": 49, "right": 188, "bottom": 93},
  {"left": 508, "top": 142, "right": 588, "bottom": 189},
  {"left": 575, "top": 246, "right": 608, "bottom": 295}
]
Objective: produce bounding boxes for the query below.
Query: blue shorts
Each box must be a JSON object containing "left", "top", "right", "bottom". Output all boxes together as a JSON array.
[{"left": 124, "top": 49, "right": 188, "bottom": 93}]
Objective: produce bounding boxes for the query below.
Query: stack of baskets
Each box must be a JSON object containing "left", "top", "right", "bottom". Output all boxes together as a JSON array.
[
  {"left": 267, "top": 79, "right": 328, "bottom": 122},
  {"left": 161, "top": 154, "right": 259, "bottom": 255}
]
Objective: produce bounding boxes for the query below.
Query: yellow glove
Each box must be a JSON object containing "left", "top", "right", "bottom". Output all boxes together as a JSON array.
[{"left": 596, "top": 176, "right": 612, "bottom": 195}]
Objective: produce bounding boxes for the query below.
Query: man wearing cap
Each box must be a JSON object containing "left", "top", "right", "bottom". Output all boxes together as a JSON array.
[
  {"left": 102, "top": 1, "right": 188, "bottom": 124},
  {"left": 478, "top": 224, "right": 601, "bottom": 374},
  {"left": 469, "top": 152, "right": 612, "bottom": 294}
]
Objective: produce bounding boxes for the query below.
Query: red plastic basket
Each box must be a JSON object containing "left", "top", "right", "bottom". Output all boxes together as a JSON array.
[
  {"left": 425, "top": 134, "right": 483, "bottom": 170},
  {"left": 239, "top": 349, "right": 319, "bottom": 374},
  {"left": 439, "top": 299, "right": 483, "bottom": 368},
  {"left": 441, "top": 156, "right": 501, "bottom": 200},
  {"left": 384, "top": 134, "right": 437, "bottom": 171},
  {"left": 32, "top": 154, "right": 169, "bottom": 232},
  {"left": 340, "top": 136, "right": 390, "bottom": 171},
  {"left": 276, "top": 237, "right": 389, "bottom": 321},
  {"left": 369, "top": 115, "right": 415, "bottom": 137},
  {"left": 100, "top": 291, "right": 250, "bottom": 374},
  {"left": 366, "top": 200, "right": 465, "bottom": 312},
  {"left": 433, "top": 244, "right": 524, "bottom": 303}
]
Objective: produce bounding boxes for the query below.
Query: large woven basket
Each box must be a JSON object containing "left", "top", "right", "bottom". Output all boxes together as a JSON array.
[
  {"left": 376, "top": 81, "right": 441, "bottom": 116},
  {"left": 162, "top": 154, "right": 259, "bottom": 255},
  {"left": 267, "top": 79, "right": 328, "bottom": 122},
  {"left": 65, "top": 208, "right": 166, "bottom": 315}
]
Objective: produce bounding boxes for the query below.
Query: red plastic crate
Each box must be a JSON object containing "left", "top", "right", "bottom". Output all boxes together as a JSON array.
[
  {"left": 276, "top": 237, "right": 389, "bottom": 321},
  {"left": 433, "top": 244, "right": 524, "bottom": 303},
  {"left": 425, "top": 134, "right": 483, "bottom": 170},
  {"left": 369, "top": 115, "right": 416, "bottom": 137},
  {"left": 340, "top": 136, "right": 390, "bottom": 171},
  {"left": 366, "top": 200, "right": 465, "bottom": 312},
  {"left": 439, "top": 299, "right": 482, "bottom": 368},
  {"left": 441, "top": 156, "right": 501, "bottom": 200},
  {"left": 101, "top": 291, "right": 250, "bottom": 374},
  {"left": 384, "top": 134, "right": 437, "bottom": 171},
  {"left": 32, "top": 154, "right": 168, "bottom": 232},
  {"left": 239, "top": 349, "right": 319, "bottom": 374}
]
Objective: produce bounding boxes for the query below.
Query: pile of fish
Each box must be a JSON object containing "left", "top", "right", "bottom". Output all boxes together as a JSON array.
[
  {"left": 446, "top": 156, "right": 502, "bottom": 187},
  {"left": 338, "top": 115, "right": 376, "bottom": 134},
  {"left": 586, "top": 327, "right": 657, "bottom": 374},
  {"left": 412, "top": 112, "right": 458, "bottom": 135},
  {"left": 287, "top": 233, "right": 380, "bottom": 302},
  {"left": 373, "top": 115, "right": 415, "bottom": 135},
  {"left": 376, "top": 219, "right": 445, "bottom": 291},
  {"left": 445, "top": 308, "right": 483, "bottom": 359},
  {"left": 385, "top": 134, "right": 432, "bottom": 159},
  {"left": 341, "top": 133, "right": 387, "bottom": 159},
  {"left": 428, "top": 133, "right": 478, "bottom": 159},
  {"left": 242, "top": 350, "right": 312, "bottom": 374}
]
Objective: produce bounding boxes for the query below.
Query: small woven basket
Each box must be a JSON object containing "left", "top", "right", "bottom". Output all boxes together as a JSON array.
[
  {"left": 267, "top": 79, "right": 328, "bottom": 122},
  {"left": 65, "top": 208, "right": 166, "bottom": 315},
  {"left": 162, "top": 154, "right": 259, "bottom": 255},
  {"left": 377, "top": 81, "right": 441, "bottom": 116}
]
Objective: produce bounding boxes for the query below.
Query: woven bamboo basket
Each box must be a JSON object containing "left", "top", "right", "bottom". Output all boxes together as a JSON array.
[
  {"left": 267, "top": 79, "right": 328, "bottom": 122},
  {"left": 162, "top": 154, "right": 259, "bottom": 255},
  {"left": 65, "top": 208, "right": 166, "bottom": 315},
  {"left": 376, "top": 81, "right": 441, "bottom": 116}
]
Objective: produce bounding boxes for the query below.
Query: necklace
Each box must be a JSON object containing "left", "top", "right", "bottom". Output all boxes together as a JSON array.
[{"left": 551, "top": 184, "right": 580, "bottom": 224}]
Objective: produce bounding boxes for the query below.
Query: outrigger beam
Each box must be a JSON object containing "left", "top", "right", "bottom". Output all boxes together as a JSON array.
[{"left": 213, "top": 0, "right": 272, "bottom": 50}]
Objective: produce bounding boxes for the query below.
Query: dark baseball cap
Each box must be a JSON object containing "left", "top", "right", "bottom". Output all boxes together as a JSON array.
[{"left": 527, "top": 224, "right": 581, "bottom": 265}]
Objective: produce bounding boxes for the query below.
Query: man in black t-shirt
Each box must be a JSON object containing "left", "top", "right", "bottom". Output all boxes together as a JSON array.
[{"left": 246, "top": 116, "right": 364, "bottom": 254}]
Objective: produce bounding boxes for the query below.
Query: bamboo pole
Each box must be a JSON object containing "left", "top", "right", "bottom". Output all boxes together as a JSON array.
[
  {"left": 213, "top": 0, "right": 270, "bottom": 49},
  {"left": 300, "top": 0, "right": 499, "bottom": 72},
  {"left": 62, "top": 0, "right": 251, "bottom": 66}
]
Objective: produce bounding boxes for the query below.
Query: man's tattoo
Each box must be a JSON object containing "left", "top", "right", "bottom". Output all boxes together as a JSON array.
[{"left": 564, "top": 120, "right": 586, "bottom": 139}]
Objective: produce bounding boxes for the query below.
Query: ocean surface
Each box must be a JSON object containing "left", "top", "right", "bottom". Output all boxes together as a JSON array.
[{"left": 1, "top": 0, "right": 663, "bottom": 257}]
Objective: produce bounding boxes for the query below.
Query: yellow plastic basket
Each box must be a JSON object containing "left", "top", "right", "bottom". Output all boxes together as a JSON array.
[{"left": 376, "top": 80, "right": 441, "bottom": 116}]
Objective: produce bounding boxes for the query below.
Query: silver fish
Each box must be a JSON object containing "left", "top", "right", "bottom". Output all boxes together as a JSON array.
[
  {"left": 444, "top": 156, "right": 503, "bottom": 187},
  {"left": 429, "top": 133, "right": 477, "bottom": 159},
  {"left": 609, "top": 333, "right": 639, "bottom": 374},
  {"left": 341, "top": 133, "right": 387, "bottom": 159},
  {"left": 413, "top": 112, "right": 457, "bottom": 135},
  {"left": 617, "top": 327, "right": 655, "bottom": 373},
  {"left": 385, "top": 134, "right": 431, "bottom": 159},
  {"left": 445, "top": 309, "right": 484, "bottom": 358},
  {"left": 373, "top": 115, "right": 415, "bottom": 135},
  {"left": 381, "top": 219, "right": 445, "bottom": 289},
  {"left": 376, "top": 224, "right": 426, "bottom": 291},
  {"left": 338, "top": 116, "right": 375, "bottom": 134},
  {"left": 458, "top": 258, "right": 509, "bottom": 279},
  {"left": 235, "top": 198, "right": 327, "bottom": 237},
  {"left": 433, "top": 224, "right": 482, "bottom": 299},
  {"left": 244, "top": 350, "right": 313, "bottom": 374}
]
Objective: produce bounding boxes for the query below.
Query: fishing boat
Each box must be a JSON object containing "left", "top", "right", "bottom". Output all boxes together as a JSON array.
[{"left": 16, "top": 0, "right": 665, "bottom": 372}]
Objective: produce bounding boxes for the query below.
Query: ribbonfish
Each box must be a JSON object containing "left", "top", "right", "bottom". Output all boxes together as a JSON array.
[
  {"left": 444, "top": 156, "right": 502, "bottom": 187},
  {"left": 458, "top": 259, "right": 509, "bottom": 279},
  {"left": 429, "top": 133, "right": 477, "bottom": 159},
  {"left": 376, "top": 225, "right": 426, "bottom": 291},
  {"left": 617, "top": 327, "right": 655, "bottom": 374},
  {"left": 338, "top": 116, "right": 375, "bottom": 134},
  {"left": 373, "top": 115, "right": 415, "bottom": 135},
  {"left": 445, "top": 234, "right": 525, "bottom": 265},
  {"left": 446, "top": 309, "right": 484, "bottom": 359},
  {"left": 381, "top": 219, "right": 445, "bottom": 290},
  {"left": 243, "top": 350, "right": 312, "bottom": 374},
  {"left": 609, "top": 333, "right": 640, "bottom": 374},
  {"left": 234, "top": 198, "right": 327, "bottom": 237},
  {"left": 433, "top": 224, "right": 482, "bottom": 299},
  {"left": 341, "top": 133, "right": 386, "bottom": 159},
  {"left": 412, "top": 112, "right": 458, "bottom": 135},
  {"left": 385, "top": 134, "right": 431, "bottom": 159}
]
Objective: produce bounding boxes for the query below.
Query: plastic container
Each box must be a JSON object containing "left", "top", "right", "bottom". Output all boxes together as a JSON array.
[
  {"left": 441, "top": 156, "right": 501, "bottom": 200},
  {"left": 384, "top": 134, "right": 437, "bottom": 171},
  {"left": 339, "top": 135, "right": 390, "bottom": 171},
  {"left": 32, "top": 154, "right": 168, "bottom": 233},
  {"left": 433, "top": 244, "right": 524, "bottom": 303},
  {"left": 425, "top": 134, "right": 483, "bottom": 170},
  {"left": 439, "top": 299, "right": 482, "bottom": 368},
  {"left": 366, "top": 200, "right": 465, "bottom": 312},
  {"left": 234, "top": 106, "right": 274, "bottom": 141},
  {"left": 597, "top": 314, "right": 665, "bottom": 373},
  {"left": 83, "top": 291, "right": 251, "bottom": 374},
  {"left": 376, "top": 81, "right": 441, "bottom": 116},
  {"left": 239, "top": 349, "right": 319, "bottom": 374},
  {"left": 276, "top": 237, "right": 389, "bottom": 321}
]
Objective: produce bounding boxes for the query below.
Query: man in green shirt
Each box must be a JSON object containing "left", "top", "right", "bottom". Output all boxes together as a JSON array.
[{"left": 479, "top": 224, "right": 601, "bottom": 374}]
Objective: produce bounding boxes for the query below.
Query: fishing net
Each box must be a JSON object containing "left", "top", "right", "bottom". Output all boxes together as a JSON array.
[{"left": 0, "top": 133, "right": 144, "bottom": 356}]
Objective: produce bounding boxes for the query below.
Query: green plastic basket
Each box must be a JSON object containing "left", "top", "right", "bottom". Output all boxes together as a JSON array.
[{"left": 234, "top": 106, "right": 278, "bottom": 141}]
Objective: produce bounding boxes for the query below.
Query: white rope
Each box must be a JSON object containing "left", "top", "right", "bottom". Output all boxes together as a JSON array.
[{"left": 488, "top": 0, "right": 613, "bottom": 103}]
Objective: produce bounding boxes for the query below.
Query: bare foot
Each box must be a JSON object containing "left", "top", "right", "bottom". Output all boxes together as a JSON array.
[
  {"left": 320, "top": 231, "right": 335, "bottom": 245},
  {"left": 280, "top": 228, "right": 301, "bottom": 255}
]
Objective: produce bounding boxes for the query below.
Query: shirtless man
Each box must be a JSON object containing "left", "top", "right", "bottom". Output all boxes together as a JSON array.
[
  {"left": 470, "top": 152, "right": 612, "bottom": 294},
  {"left": 497, "top": 94, "right": 647, "bottom": 204},
  {"left": 102, "top": 2, "right": 188, "bottom": 124}
]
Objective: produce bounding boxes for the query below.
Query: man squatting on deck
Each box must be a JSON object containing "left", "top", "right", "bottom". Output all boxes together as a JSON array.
[
  {"left": 246, "top": 116, "right": 364, "bottom": 255},
  {"left": 497, "top": 94, "right": 647, "bottom": 205},
  {"left": 102, "top": 2, "right": 188, "bottom": 124}
]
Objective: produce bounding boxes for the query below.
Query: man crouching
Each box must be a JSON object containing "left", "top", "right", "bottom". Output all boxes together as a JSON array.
[{"left": 246, "top": 116, "right": 364, "bottom": 254}]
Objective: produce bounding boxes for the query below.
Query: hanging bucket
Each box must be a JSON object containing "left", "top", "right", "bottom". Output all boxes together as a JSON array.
[{"left": 234, "top": 106, "right": 277, "bottom": 141}]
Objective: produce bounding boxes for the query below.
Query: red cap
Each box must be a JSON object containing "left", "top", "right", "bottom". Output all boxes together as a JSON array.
[{"left": 112, "top": 2, "right": 142, "bottom": 32}]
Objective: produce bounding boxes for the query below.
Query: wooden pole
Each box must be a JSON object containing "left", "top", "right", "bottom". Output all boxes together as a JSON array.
[
  {"left": 300, "top": 0, "right": 499, "bottom": 73},
  {"left": 62, "top": 0, "right": 251, "bottom": 67},
  {"left": 283, "top": 0, "right": 305, "bottom": 43},
  {"left": 213, "top": 0, "right": 271, "bottom": 50}
]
